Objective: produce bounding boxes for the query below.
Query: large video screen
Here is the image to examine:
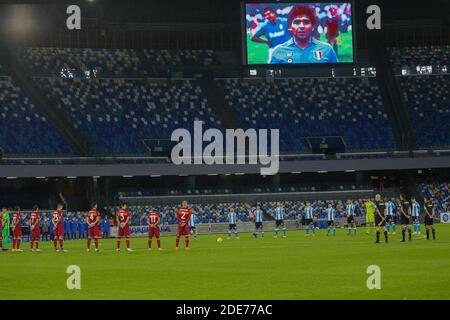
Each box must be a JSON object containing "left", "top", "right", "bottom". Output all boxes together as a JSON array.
[{"left": 244, "top": 2, "right": 354, "bottom": 65}]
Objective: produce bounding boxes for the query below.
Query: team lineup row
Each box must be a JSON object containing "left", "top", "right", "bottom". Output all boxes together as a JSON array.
[{"left": 0, "top": 194, "right": 439, "bottom": 252}]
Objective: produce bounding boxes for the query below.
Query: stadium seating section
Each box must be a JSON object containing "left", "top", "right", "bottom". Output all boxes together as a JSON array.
[
  {"left": 40, "top": 78, "right": 222, "bottom": 153},
  {"left": 219, "top": 78, "right": 396, "bottom": 152},
  {"left": 143, "top": 49, "right": 220, "bottom": 66},
  {"left": 397, "top": 75, "right": 450, "bottom": 148},
  {"left": 0, "top": 77, "right": 72, "bottom": 154},
  {"left": 420, "top": 182, "right": 449, "bottom": 214},
  {"left": 388, "top": 46, "right": 450, "bottom": 72},
  {"left": 20, "top": 48, "right": 146, "bottom": 76}
]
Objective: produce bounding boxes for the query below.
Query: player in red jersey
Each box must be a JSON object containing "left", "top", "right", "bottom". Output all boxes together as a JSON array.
[
  {"left": 29, "top": 205, "right": 41, "bottom": 252},
  {"left": 52, "top": 203, "right": 67, "bottom": 252},
  {"left": 116, "top": 203, "right": 132, "bottom": 252},
  {"left": 86, "top": 203, "right": 101, "bottom": 252},
  {"left": 11, "top": 207, "right": 23, "bottom": 252},
  {"left": 175, "top": 200, "right": 192, "bottom": 251},
  {"left": 145, "top": 207, "right": 162, "bottom": 251}
]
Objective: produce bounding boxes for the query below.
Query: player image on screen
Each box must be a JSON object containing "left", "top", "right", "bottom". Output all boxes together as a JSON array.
[
  {"left": 269, "top": 5, "right": 338, "bottom": 64},
  {"left": 251, "top": 7, "right": 291, "bottom": 62}
]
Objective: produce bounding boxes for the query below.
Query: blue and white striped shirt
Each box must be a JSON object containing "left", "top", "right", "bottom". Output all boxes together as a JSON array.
[
  {"left": 228, "top": 212, "right": 237, "bottom": 224},
  {"left": 274, "top": 207, "right": 284, "bottom": 220},
  {"left": 346, "top": 204, "right": 356, "bottom": 216},
  {"left": 254, "top": 209, "right": 263, "bottom": 223},
  {"left": 189, "top": 214, "right": 196, "bottom": 227},
  {"left": 326, "top": 208, "right": 335, "bottom": 221},
  {"left": 304, "top": 207, "right": 314, "bottom": 219},
  {"left": 386, "top": 201, "right": 395, "bottom": 216},
  {"left": 412, "top": 203, "right": 420, "bottom": 217}
]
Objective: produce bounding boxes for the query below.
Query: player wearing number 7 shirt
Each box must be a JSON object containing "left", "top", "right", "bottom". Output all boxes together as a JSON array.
[
  {"left": 86, "top": 203, "right": 101, "bottom": 252},
  {"left": 52, "top": 203, "right": 67, "bottom": 252},
  {"left": 146, "top": 207, "right": 162, "bottom": 251},
  {"left": 116, "top": 203, "right": 133, "bottom": 252},
  {"left": 175, "top": 200, "right": 192, "bottom": 251}
]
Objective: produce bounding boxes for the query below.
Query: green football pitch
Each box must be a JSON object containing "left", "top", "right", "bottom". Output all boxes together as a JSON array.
[
  {"left": 1, "top": 225, "right": 450, "bottom": 300},
  {"left": 247, "top": 32, "right": 354, "bottom": 64}
]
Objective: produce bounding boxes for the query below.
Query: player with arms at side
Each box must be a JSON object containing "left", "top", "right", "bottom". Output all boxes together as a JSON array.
[
  {"left": 252, "top": 204, "right": 265, "bottom": 238},
  {"left": 52, "top": 203, "right": 67, "bottom": 252},
  {"left": 189, "top": 211, "right": 198, "bottom": 240},
  {"left": 11, "top": 207, "right": 23, "bottom": 252},
  {"left": 423, "top": 197, "right": 437, "bottom": 240},
  {"left": 146, "top": 207, "right": 162, "bottom": 250},
  {"left": 273, "top": 202, "right": 287, "bottom": 238},
  {"left": 176, "top": 200, "right": 192, "bottom": 251},
  {"left": 29, "top": 205, "right": 41, "bottom": 252},
  {"left": 227, "top": 206, "right": 239, "bottom": 239},
  {"left": 399, "top": 194, "right": 412, "bottom": 242},
  {"left": 411, "top": 197, "right": 421, "bottom": 235},
  {"left": 326, "top": 202, "right": 337, "bottom": 237},
  {"left": 116, "top": 203, "right": 132, "bottom": 252},
  {"left": 86, "top": 203, "right": 101, "bottom": 252},
  {"left": 374, "top": 194, "right": 388, "bottom": 244},
  {"left": 386, "top": 198, "right": 397, "bottom": 235},
  {"left": 364, "top": 198, "right": 376, "bottom": 235},
  {"left": 304, "top": 201, "right": 315, "bottom": 237},
  {"left": 346, "top": 199, "right": 357, "bottom": 236}
]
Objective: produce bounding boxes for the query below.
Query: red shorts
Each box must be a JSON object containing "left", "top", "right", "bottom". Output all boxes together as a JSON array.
[
  {"left": 13, "top": 226, "right": 22, "bottom": 238},
  {"left": 88, "top": 225, "right": 101, "bottom": 238},
  {"left": 31, "top": 228, "right": 41, "bottom": 239},
  {"left": 54, "top": 225, "right": 64, "bottom": 238},
  {"left": 117, "top": 225, "right": 130, "bottom": 238},
  {"left": 177, "top": 224, "right": 190, "bottom": 236},
  {"left": 148, "top": 227, "right": 160, "bottom": 239}
]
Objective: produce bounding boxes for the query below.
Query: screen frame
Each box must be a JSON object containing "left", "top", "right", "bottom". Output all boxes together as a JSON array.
[{"left": 241, "top": 0, "right": 356, "bottom": 66}]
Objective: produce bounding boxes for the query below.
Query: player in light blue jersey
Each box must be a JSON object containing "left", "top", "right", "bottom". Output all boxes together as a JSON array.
[
  {"left": 303, "top": 201, "right": 315, "bottom": 236},
  {"left": 273, "top": 202, "right": 286, "bottom": 238},
  {"left": 411, "top": 197, "right": 421, "bottom": 235},
  {"left": 386, "top": 199, "right": 397, "bottom": 235},
  {"left": 251, "top": 7, "right": 291, "bottom": 62},
  {"left": 269, "top": 6, "right": 338, "bottom": 64},
  {"left": 189, "top": 213, "right": 197, "bottom": 239},
  {"left": 325, "top": 202, "right": 336, "bottom": 237},
  {"left": 252, "top": 204, "right": 265, "bottom": 238},
  {"left": 346, "top": 200, "right": 357, "bottom": 236},
  {"left": 227, "top": 207, "right": 239, "bottom": 239}
]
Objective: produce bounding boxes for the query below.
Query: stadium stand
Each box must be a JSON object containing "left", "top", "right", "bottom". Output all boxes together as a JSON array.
[
  {"left": 0, "top": 77, "right": 72, "bottom": 154},
  {"left": 39, "top": 78, "right": 222, "bottom": 154},
  {"left": 420, "top": 182, "right": 450, "bottom": 214},
  {"left": 219, "top": 77, "right": 396, "bottom": 152},
  {"left": 143, "top": 49, "right": 221, "bottom": 66},
  {"left": 388, "top": 46, "right": 450, "bottom": 73},
  {"left": 397, "top": 75, "right": 450, "bottom": 148},
  {"left": 19, "top": 48, "right": 146, "bottom": 76}
]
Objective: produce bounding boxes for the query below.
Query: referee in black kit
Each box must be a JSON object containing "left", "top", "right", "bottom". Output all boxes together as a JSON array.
[{"left": 374, "top": 194, "right": 388, "bottom": 243}]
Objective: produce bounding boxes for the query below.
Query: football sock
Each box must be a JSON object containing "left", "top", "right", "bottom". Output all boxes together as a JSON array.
[
  {"left": 275, "top": 228, "right": 279, "bottom": 237},
  {"left": 261, "top": 231, "right": 265, "bottom": 238},
  {"left": 94, "top": 239, "right": 99, "bottom": 249},
  {"left": 347, "top": 228, "right": 351, "bottom": 235},
  {"left": 227, "top": 231, "right": 231, "bottom": 238},
  {"left": 327, "top": 228, "right": 330, "bottom": 236},
  {"left": 354, "top": 228, "right": 357, "bottom": 236},
  {"left": 59, "top": 239, "right": 63, "bottom": 249},
  {"left": 376, "top": 231, "right": 380, "bottom": 243},
  {"left": 432, "top": 228, "right": 436, "bottom": 240},
  {"left": 235, "top": 232, "right": 238, "bottom": 238},
  {"left": 12, "top": 239, "right": 16, "bottom": 249},
  {"left": 306, "top": 226, "right": 309, "bottom": 235},
  {"left": 384, "top": 231, "right": 388, "bottom": 243},
  {"left": 35, "top": 241, "right": 39, "bottom": 249},
  {"left": 185, "top": 236, "right": 189, "bottom": 248},
  {"left": 148, "top": 239, "right": 152, "bottom": 248},
  {"left": 157, "top": 239, "right": 161, "bottom": 248},
  {"left": 176, "top": 236, "right": 180, "bottom": 247},
  {"left": 312, "top": 227, "right": 315, "bottom": 235},
  {"left": 31, "top": 240, "right": 34, "bottom": 249},
  {"left": 283, "top": 228, "right": 286, "bottom": 236},
  {"left": 392, "top": 224, "right": 396, "bottom": 233},
  {"left": 333, "top": 228, "right": 336, "bottom": 236},
  {"left": 117, "top": 239, "right": 121, "bottom": 249},
  {"left": 402, "top": 228, "right": 406, "bottom": 241},
  {"left": 408, "top": 229, "right": 412, "bottom": 240},
  {"left": 126, "top": 239, "right": 130, "bottom": 249},
  {"left": 426, "top": 229, "right": 430, "bottom": 240},
  {"left": 387, "top": 225, "right": 391, "bottom": 233},
  {"left": 87, "top": 239, "right": 91, "bottom": 248},
  {"left": 53, "top": 239, "right": 57, "bottom": 249}
]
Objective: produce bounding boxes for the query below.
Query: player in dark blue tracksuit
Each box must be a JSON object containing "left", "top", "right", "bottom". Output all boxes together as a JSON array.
[{"left": 269, "top": 5, "right": 338, "bottom": 64}]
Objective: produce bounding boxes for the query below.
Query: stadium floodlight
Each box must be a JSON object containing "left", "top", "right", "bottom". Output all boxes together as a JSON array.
[
  {"left": 345, "top": 170, "right": 356, "bottom": 172},
  {"left": 234, "top": 173, "right": 245, "bottom": 175},
  {"left": 6, "top": 177, "right": 17, "bottom": 179},
  {"left": 207, "top": 174, "right": 219, "bottom": 176},
  {"left": 35, "top": 177, "right": 46, "bottom": 179},
  {"left": 150, "top": 175, "right": 161, "bottom": 177},
  {"left": 291, "top": 171, "right": 302, "bottom": 174},
  {"left": 122, "top": 175, "right": 133, "bottom": 178},
  {"left": 317, "top": 171, "right": 328, "bottom": 173},
  {"left": 66, "top": 176, "right": 77, "bottom": 179}
]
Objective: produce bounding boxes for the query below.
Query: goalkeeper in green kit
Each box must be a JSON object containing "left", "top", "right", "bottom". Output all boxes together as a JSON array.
[{"left": 1, "top": 207, "right": 11, "bottom": 250}]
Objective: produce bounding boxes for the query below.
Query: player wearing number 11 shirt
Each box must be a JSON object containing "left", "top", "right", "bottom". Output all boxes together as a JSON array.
[
  {"left": 146, "top": 207, "right": 162, "bottom": 251},
  {"left": 176, "top": 200, "right": 192, "bottom": 251}
]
